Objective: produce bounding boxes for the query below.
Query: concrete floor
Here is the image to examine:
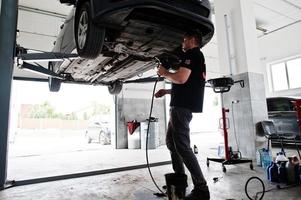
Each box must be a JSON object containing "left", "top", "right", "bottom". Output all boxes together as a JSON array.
[
  {"left": 2, "top": 151, "right": 301, "bottom": 199},
  {"left": 2, "top": 131, "right": 301, "bottom": 199}
]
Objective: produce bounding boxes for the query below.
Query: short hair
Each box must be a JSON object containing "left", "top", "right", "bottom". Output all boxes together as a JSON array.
[{"left": 184, "top": 30, "right": 203, "bottom": 46}]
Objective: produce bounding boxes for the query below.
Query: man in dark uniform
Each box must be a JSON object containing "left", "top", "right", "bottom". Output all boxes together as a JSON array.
[{"left": 155, "top": 30, "right": 209, "bottom": 200}]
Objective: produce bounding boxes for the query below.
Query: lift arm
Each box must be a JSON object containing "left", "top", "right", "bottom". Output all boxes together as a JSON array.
[{"left": 16, "top": 52, "right": 79, "bottom": 79}]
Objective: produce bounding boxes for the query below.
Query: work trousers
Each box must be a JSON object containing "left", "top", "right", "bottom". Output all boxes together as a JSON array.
[{"left": 166, "top": 106, "right": 207, "bottom": 190}]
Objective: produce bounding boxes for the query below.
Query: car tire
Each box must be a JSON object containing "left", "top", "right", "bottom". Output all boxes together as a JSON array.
[
  {"left": 48, "top": 62, "right": 61, "bottom": 92},
  {"left": 75, "top": 1, "right": 105, "bottom": 59},
  {"left": 108, "top": 81, "right": 123, "bottom": 95}
]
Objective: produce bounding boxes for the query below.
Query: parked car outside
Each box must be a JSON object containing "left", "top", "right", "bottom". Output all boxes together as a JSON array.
[
  {"left": 266, "top": 97, "right": 301, "bottom": 139},
  {"left": 48, "top": 0, "right": 214, "bottom": 94},
  {"left": 85, "top": 121, "right": 112, "bottom": 144}
]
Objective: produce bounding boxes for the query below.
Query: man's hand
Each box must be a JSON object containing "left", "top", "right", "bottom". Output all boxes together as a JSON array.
[
  {"left": 157, "top": 64, "right": 191, "bottom": 84},
  {"left": 157, "top": 65, "right": 168, "bottom": 77},
  {"left": 155, "top": 89, "right": 169, "bottom": 98}
]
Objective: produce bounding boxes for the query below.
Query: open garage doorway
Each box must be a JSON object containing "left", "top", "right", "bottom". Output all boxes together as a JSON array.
[
  {"left": 7, "top": 80, "right": 119, "bottom": 180},
  {"left": 7, "top": 80, "right": 222, "bottom": 183}
]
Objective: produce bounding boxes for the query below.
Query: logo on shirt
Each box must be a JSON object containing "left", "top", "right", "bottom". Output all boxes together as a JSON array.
[{"left": 185, "top": 59, "right": 191, "bottom": 65}]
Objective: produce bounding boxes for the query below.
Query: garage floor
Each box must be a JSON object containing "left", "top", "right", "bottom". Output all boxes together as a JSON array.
[
  {"left": 1, "top": 155, "right": 301, "bottom": 200},
  {"left": 2, "top": 146, "right": 301, "bottom": 199},
  {"left": 3, "top": 132, "right": 301, "bottom": 199}
]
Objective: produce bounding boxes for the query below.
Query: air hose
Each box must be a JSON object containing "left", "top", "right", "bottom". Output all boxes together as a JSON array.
[{"left": 145, "top": 75, "right": 166, "bottom": 197}]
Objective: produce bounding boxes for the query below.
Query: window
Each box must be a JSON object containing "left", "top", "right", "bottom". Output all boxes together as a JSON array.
[
  {"left": 271, "top": 62, "right": 288, "bottom": 91},
  {"left": 287, "top": 58, "right": 301, "bottom": 89},
  {"left": 270, "top": 56, "right": 301, "bottom": 91}
]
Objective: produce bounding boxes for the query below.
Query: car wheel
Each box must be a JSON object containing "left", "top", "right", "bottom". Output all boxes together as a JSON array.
[
  {"left": 108, "top": 81, "right": 123, "bottom": 95},
  {"left": 48, "top": 62, "right": 61, "bottom": 92},
  {"left": 87, "top": 137, "right": 92, "bottom": 144},
  {"left": 75, "top": 1, "right": 105, "bottom": 59}
]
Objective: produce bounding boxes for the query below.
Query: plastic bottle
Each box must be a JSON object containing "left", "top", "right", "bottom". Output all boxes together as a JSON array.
[
  {"left": 294, "top": 164, "right": 299, "bottom": 184},
  {"left": 269, "top": 162, "right": 279, "bottom": 182},
  {"left": 275, "top": 152, "right": 288, "bottom": 164},
  {"left": 256, "top": 148, "right": 262, "bottom": 166},
  {"left": 266, "top": 161, "right": 274, "bottom": 180},
  {"left": 292, "top": 155, "right": 299, "bottom": 165},
  {"left": 279, "top": 162, "right": 287, "bottom": 183},
  {"left": 261, "top": 149, "right": 272, "bottom": 169},
  {"left": 286, "top": 157, "right": 296, "bottom": 184}
]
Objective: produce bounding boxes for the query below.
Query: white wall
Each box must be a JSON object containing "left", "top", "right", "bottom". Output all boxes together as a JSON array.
[
  {"left": 202, "top": 39, "right": 221, "bottom": 79},
  {"left": 215, "top": 0, "right": 261, "bottom": 76},
  {"left": 258, "top": 22, "right": 301, "bottom": 97}
]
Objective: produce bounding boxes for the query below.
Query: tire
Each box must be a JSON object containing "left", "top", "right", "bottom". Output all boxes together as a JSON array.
[
  {"left": 108, "top": 81, "right": 123, "bottom": 95},
  {"left": 75, "top": 1, "right": 105, "bottom": 59},
  {"left": 48, "top": 62, "right": 61, "bottom": 92}
]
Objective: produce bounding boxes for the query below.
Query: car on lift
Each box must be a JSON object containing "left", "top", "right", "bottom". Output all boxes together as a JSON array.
[
  {"left": 48, "top": 0, "right": 214, "bottom": 94},
  {"left": 266, "top": 96, "right": 301, "bottom": 139}
]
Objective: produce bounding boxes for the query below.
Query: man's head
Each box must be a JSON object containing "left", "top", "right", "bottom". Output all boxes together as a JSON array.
[{"left": 182, "top": 30, "right": 202, "bottom": 52}]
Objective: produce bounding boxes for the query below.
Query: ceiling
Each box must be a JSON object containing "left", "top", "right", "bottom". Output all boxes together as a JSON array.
[
  {"left": 253, "top": 0, "right": 301, "bottom": 35},
  {"left": 14, "top": 0, "right": 301, "bottom": 80}
]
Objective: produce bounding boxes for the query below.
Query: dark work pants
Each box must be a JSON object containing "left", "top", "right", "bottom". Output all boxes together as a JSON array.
[{"left": 166, "top": 107, "right": 207, "bottom": 190}]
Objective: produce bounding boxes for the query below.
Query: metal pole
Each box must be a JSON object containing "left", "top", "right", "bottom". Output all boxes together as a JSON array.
[
  {"left": 224, "top": 14, "right": 234, "bottom": 76},
  {"left": 0, "top": 0, "right": 18, "bottom": 190}
]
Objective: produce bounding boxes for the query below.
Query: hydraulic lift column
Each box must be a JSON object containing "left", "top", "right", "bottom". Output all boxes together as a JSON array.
[{"left": 0, "top": 0, "right": 18, "bottom": 190}]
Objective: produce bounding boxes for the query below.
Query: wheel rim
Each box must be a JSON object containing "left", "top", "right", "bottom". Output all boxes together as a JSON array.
[{"left": 78, "top": 11, "right": 88, "bottom": 49}]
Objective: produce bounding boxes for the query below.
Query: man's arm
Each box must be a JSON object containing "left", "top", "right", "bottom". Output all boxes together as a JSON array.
[
  {"left": 157, "top": 65, "right": 191, "bottom": 84},
  {"left": 155, "top": 89, "right": 171, "bottom": 98}
]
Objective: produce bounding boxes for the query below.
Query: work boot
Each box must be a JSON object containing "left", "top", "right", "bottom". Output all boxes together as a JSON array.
[{"left": 184, "top": 187, "right": 210, "bottom": 200}]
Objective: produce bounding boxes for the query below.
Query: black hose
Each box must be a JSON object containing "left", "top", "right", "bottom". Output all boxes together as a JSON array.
[
  {"left": 145, "top": 77, "right": 166, "bottom": 196},
  {"left": 245, "top": 176, "right": 265, "bottom": 200}
]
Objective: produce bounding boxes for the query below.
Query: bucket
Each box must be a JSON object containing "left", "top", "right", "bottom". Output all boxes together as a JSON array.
[{"left": 165, "top": 173, "right": 187, "bottom": 200}]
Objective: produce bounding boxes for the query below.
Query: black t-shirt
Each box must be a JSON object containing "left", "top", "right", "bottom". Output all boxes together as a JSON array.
[{"left": 170, "top": 47, "right": 206, "bottom": 113}]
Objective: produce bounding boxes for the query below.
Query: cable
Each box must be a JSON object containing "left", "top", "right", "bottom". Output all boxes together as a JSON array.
[
  {"left": 245, "top": 176, "right": 265, "bottom": 200},
  {"left": 145, "top": 75, "right": 166, "bottom": 197},
  {"left": 231, "top": 101, "right": 240, "bottom": 151}
]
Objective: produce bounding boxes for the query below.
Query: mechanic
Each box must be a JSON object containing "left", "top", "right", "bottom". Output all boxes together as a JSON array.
[{"left": 155, "top": 30, "right": 210, "bottom": 200}]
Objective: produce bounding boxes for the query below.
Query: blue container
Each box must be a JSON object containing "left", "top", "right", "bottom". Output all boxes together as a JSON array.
[
  {"left": 261, "top": 149, "right": 272, "bottom": 169},
  {"left": 269, "top": 162, "right": 279, "bottom": 183},
  {"left": 266, "top": 161, "right": 274, "bottom": 180}
]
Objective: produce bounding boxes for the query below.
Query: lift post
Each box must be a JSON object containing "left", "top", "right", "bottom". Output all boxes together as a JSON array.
[{"left": 0, "top": 0, "right": 18, "bottom": 190}]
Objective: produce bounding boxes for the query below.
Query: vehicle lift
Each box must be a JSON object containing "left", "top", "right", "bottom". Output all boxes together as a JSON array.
[
  {"left": 206, "top": 77, "right": 253, "bottom": 173},
  {"left": 15, "top": 47, "right": 78, "bottom": 81},
  {"left": 15, "top": 48, "right": 164, "bottom": 84}
]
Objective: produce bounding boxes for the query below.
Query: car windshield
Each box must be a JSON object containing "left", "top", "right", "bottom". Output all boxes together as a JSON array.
[{"left": 267, "top": 98, "right": 295, "bottom": 112}]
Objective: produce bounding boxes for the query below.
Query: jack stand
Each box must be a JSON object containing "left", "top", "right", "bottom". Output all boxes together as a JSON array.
[{"left": 206, "top": 77, "right": 253, "bottom": 173}]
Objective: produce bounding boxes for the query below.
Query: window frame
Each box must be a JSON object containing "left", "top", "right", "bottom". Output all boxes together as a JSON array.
[{"left": 269, "top": 55, "right": 301, "bottom": 92}]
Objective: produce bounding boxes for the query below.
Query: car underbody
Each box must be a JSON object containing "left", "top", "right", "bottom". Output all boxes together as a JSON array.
[{"left": 50, "top": 0, "right": 214, "bottom": 93}]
